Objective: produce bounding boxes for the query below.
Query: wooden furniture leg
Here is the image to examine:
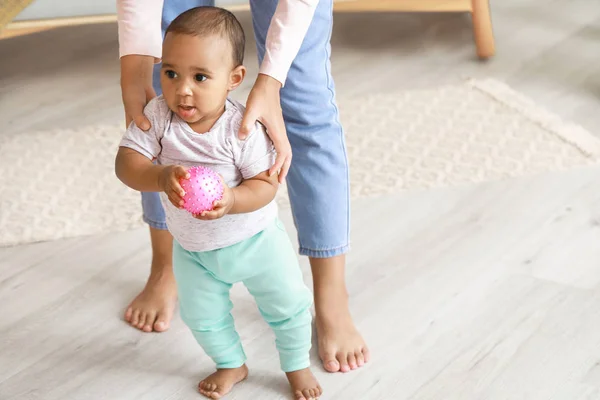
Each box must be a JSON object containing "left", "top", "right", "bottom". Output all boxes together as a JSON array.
[
  {"left": 0, "top": 0, "right": 35, "bottom": 31},
  {"left": 333, "top": 0, "right": 495, "bottom": 60},
  {"left": 471, "top": 0, "right": 495, "bottom": 59}
]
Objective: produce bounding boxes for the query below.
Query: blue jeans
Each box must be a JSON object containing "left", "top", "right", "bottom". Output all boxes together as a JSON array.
[{"left": 145, "top": 0, "right": 350, "bottom": 258}]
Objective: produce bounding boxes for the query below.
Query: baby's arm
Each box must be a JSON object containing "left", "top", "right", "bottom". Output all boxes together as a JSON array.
[
  {"left": 229, "top": 170, "right": 279, "bottom": 214},
  {"left": 116, "top": 97, "right": 189, "bottom": 208},
  {"left": 115, "top": 147, "right": 163, "bottom": 192},
  {"left": 230, "top": 121, "right": 279, "bottom": 213},
  {"left": 115, "top": 148, "right": 189, "bottom": 209},
  {"left": 196, "top": 121, "right": 279, "bottom": 220}
]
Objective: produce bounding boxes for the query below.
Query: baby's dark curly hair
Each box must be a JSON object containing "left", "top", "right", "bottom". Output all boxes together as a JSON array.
[{"left": 166, "top": 6, "right": 245, "bottom": 67}]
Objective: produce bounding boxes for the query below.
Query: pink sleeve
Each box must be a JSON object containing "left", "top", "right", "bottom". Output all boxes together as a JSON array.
[
  {"left": 117, "top": 0, "right": 164, "bottom": 60},
  {"left": 259, "top": 0, "right": 320, "bottom": 86}
]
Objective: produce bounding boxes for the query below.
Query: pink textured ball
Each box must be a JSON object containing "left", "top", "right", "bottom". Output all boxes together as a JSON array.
[{"left": 180, "top": 166, "right": 223, "bottom": 214}]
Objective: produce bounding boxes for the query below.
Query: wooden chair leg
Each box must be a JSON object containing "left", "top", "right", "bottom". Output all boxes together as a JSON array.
[{"left": 471, "top": 0, "right": 495, "bottom": 59}]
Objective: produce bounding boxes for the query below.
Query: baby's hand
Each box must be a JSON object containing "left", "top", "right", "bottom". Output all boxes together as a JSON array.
[
  {"left": 194, "top": 177, "right": 234, "bottom": 220},
  {"left": 159, "top": 165, "right": 190, "bottom": 209}
]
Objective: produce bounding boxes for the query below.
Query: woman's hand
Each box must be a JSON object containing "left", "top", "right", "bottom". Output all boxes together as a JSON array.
[
  {"left": 121, "top": 55, "right": 156, "bottom": 130},
  {"left": 239, "top": 74, "right": 291, "bottom": 184}
]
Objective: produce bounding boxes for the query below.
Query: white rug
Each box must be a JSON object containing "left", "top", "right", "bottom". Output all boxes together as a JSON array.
[{"left": 1, "top": 79, "right": 599, "bottom": 247}]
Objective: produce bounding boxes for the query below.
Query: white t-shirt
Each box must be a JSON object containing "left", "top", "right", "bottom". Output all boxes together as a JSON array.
[{"left": 119, "top": 95, "right": 278, "bottom": 252}]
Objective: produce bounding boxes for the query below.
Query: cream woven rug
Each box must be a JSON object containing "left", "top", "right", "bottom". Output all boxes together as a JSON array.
[{"left": 1, "top": 79, "right": 599, "bottom": 247}]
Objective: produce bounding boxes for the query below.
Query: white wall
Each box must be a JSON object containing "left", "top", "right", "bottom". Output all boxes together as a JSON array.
[{"left": 14, "top": 0, "right": 247, "bottom": 21}]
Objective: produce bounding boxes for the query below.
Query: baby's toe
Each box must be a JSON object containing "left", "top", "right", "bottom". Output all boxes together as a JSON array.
[
  {"left": 137, "top": 312, "right": 147, "bottom": 329},
  {"left": 124, "top": 306, "right": 133, "bottom": 322},
  {"left": 142, "top": 311, "right": 156, "bottom": 332},
  {"left": 130, "top": 309, "right": 141, "bottom": 327},
  {"left": 199, "top": 381, "right": 213, "bottom": 394}
]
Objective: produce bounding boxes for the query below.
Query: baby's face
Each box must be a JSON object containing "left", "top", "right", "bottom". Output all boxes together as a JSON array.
[{"left": 160, "top": 33, "right": 241, "bottom": 130}]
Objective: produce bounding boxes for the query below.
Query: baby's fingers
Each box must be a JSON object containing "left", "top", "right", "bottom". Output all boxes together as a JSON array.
[
  {"left": 174, "top": 165, "right": 190, "bottom": 180},
  {"left": 195, "top": 211, "right": 216, "bottom": 220},
  {"left": 195, "top": 208, "right": 223, "bottom": 220},
  {"left": 170, "top": 178, "right": 186, "bottom": 198},
  {"left": 167, "top": 190, "right": 184, "bottom": 209}
]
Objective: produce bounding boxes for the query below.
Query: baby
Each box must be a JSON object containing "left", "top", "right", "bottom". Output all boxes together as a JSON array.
[{"left": 115, "top": 6, "right": 322, "bottom": 400}]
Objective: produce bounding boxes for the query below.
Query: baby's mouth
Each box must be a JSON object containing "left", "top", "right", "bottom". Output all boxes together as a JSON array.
[{"left": 178, "top": 104, "right": 197, "bottom": 118}]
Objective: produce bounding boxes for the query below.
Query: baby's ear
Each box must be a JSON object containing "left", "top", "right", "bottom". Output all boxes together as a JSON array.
[{"left": 229, "top": 65, "right": 246, "bottom": 91}]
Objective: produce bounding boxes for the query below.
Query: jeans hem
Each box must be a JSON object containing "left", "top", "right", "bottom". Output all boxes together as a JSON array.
[
  {"left": 299, "top": 244, "right": 350, "bottom": 259},
  {"left": 143, "top": 215, "right": 168, "bottom": 231}
]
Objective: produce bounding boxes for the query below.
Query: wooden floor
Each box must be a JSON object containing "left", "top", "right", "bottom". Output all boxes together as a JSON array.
[
  {"left": 3, "top": 166, "right": 600, "bottom": 399},
  {"left": 1, "top": 1, "right": 600, "bottom": 399}
]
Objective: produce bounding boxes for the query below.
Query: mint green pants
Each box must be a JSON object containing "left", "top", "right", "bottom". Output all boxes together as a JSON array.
[{"left": 173, "top": 219, "right": 313, "bottom": 372}]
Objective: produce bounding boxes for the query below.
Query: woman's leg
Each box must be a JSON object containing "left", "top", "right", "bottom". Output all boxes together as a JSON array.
[
  {"left": 249, "top": 0, "right": 369, "bottom": 372},
  {"left": 125, "top": 0, "right": 215, "bottom": 333}
]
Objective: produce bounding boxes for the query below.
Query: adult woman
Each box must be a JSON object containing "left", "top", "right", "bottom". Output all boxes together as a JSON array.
[{"left": 117, "top": 0, "right": 369, "bottom": 373}]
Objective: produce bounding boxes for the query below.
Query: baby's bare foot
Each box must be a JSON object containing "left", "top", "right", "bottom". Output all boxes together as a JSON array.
[
  {"left": 198, "top": 365, "right": 248, "bottom": 399},
  {"left": 286, "top": 368, "right": 322, "bottom": 400},
  {"left": 124, "top": 268, "right": 177, "bottom": 332}
]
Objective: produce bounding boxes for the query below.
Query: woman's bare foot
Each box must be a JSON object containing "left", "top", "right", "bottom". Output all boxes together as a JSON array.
[
  {"left": 286, "top": 368, "right": 322, "bottom": 400},
  {"left": 124, "top": 227, "right": 178, "bottom": 332},
  {"left": 311, "top": 255, "right": 370, "bottom": 373},
  {"left": 316, "top": 312, "right": 369, "bottom": 373},
  {"left": 198, "top": 365, "right": 248, "bottom": 399},
  {"left": 124, "top": 268, "right": 177, "bottom": 332}
]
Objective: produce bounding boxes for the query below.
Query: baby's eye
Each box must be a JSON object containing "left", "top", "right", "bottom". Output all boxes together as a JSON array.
[
  {"left": 195, "top": 74, "right": 207, "bottom": 82},
  {"left": 165, "top": 70, "right": 177, "bottom": 79}
]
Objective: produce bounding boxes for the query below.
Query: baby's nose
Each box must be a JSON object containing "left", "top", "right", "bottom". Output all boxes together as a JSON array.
[{"left": 176, "top": 82, "right": 193, "bottom": 96}]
